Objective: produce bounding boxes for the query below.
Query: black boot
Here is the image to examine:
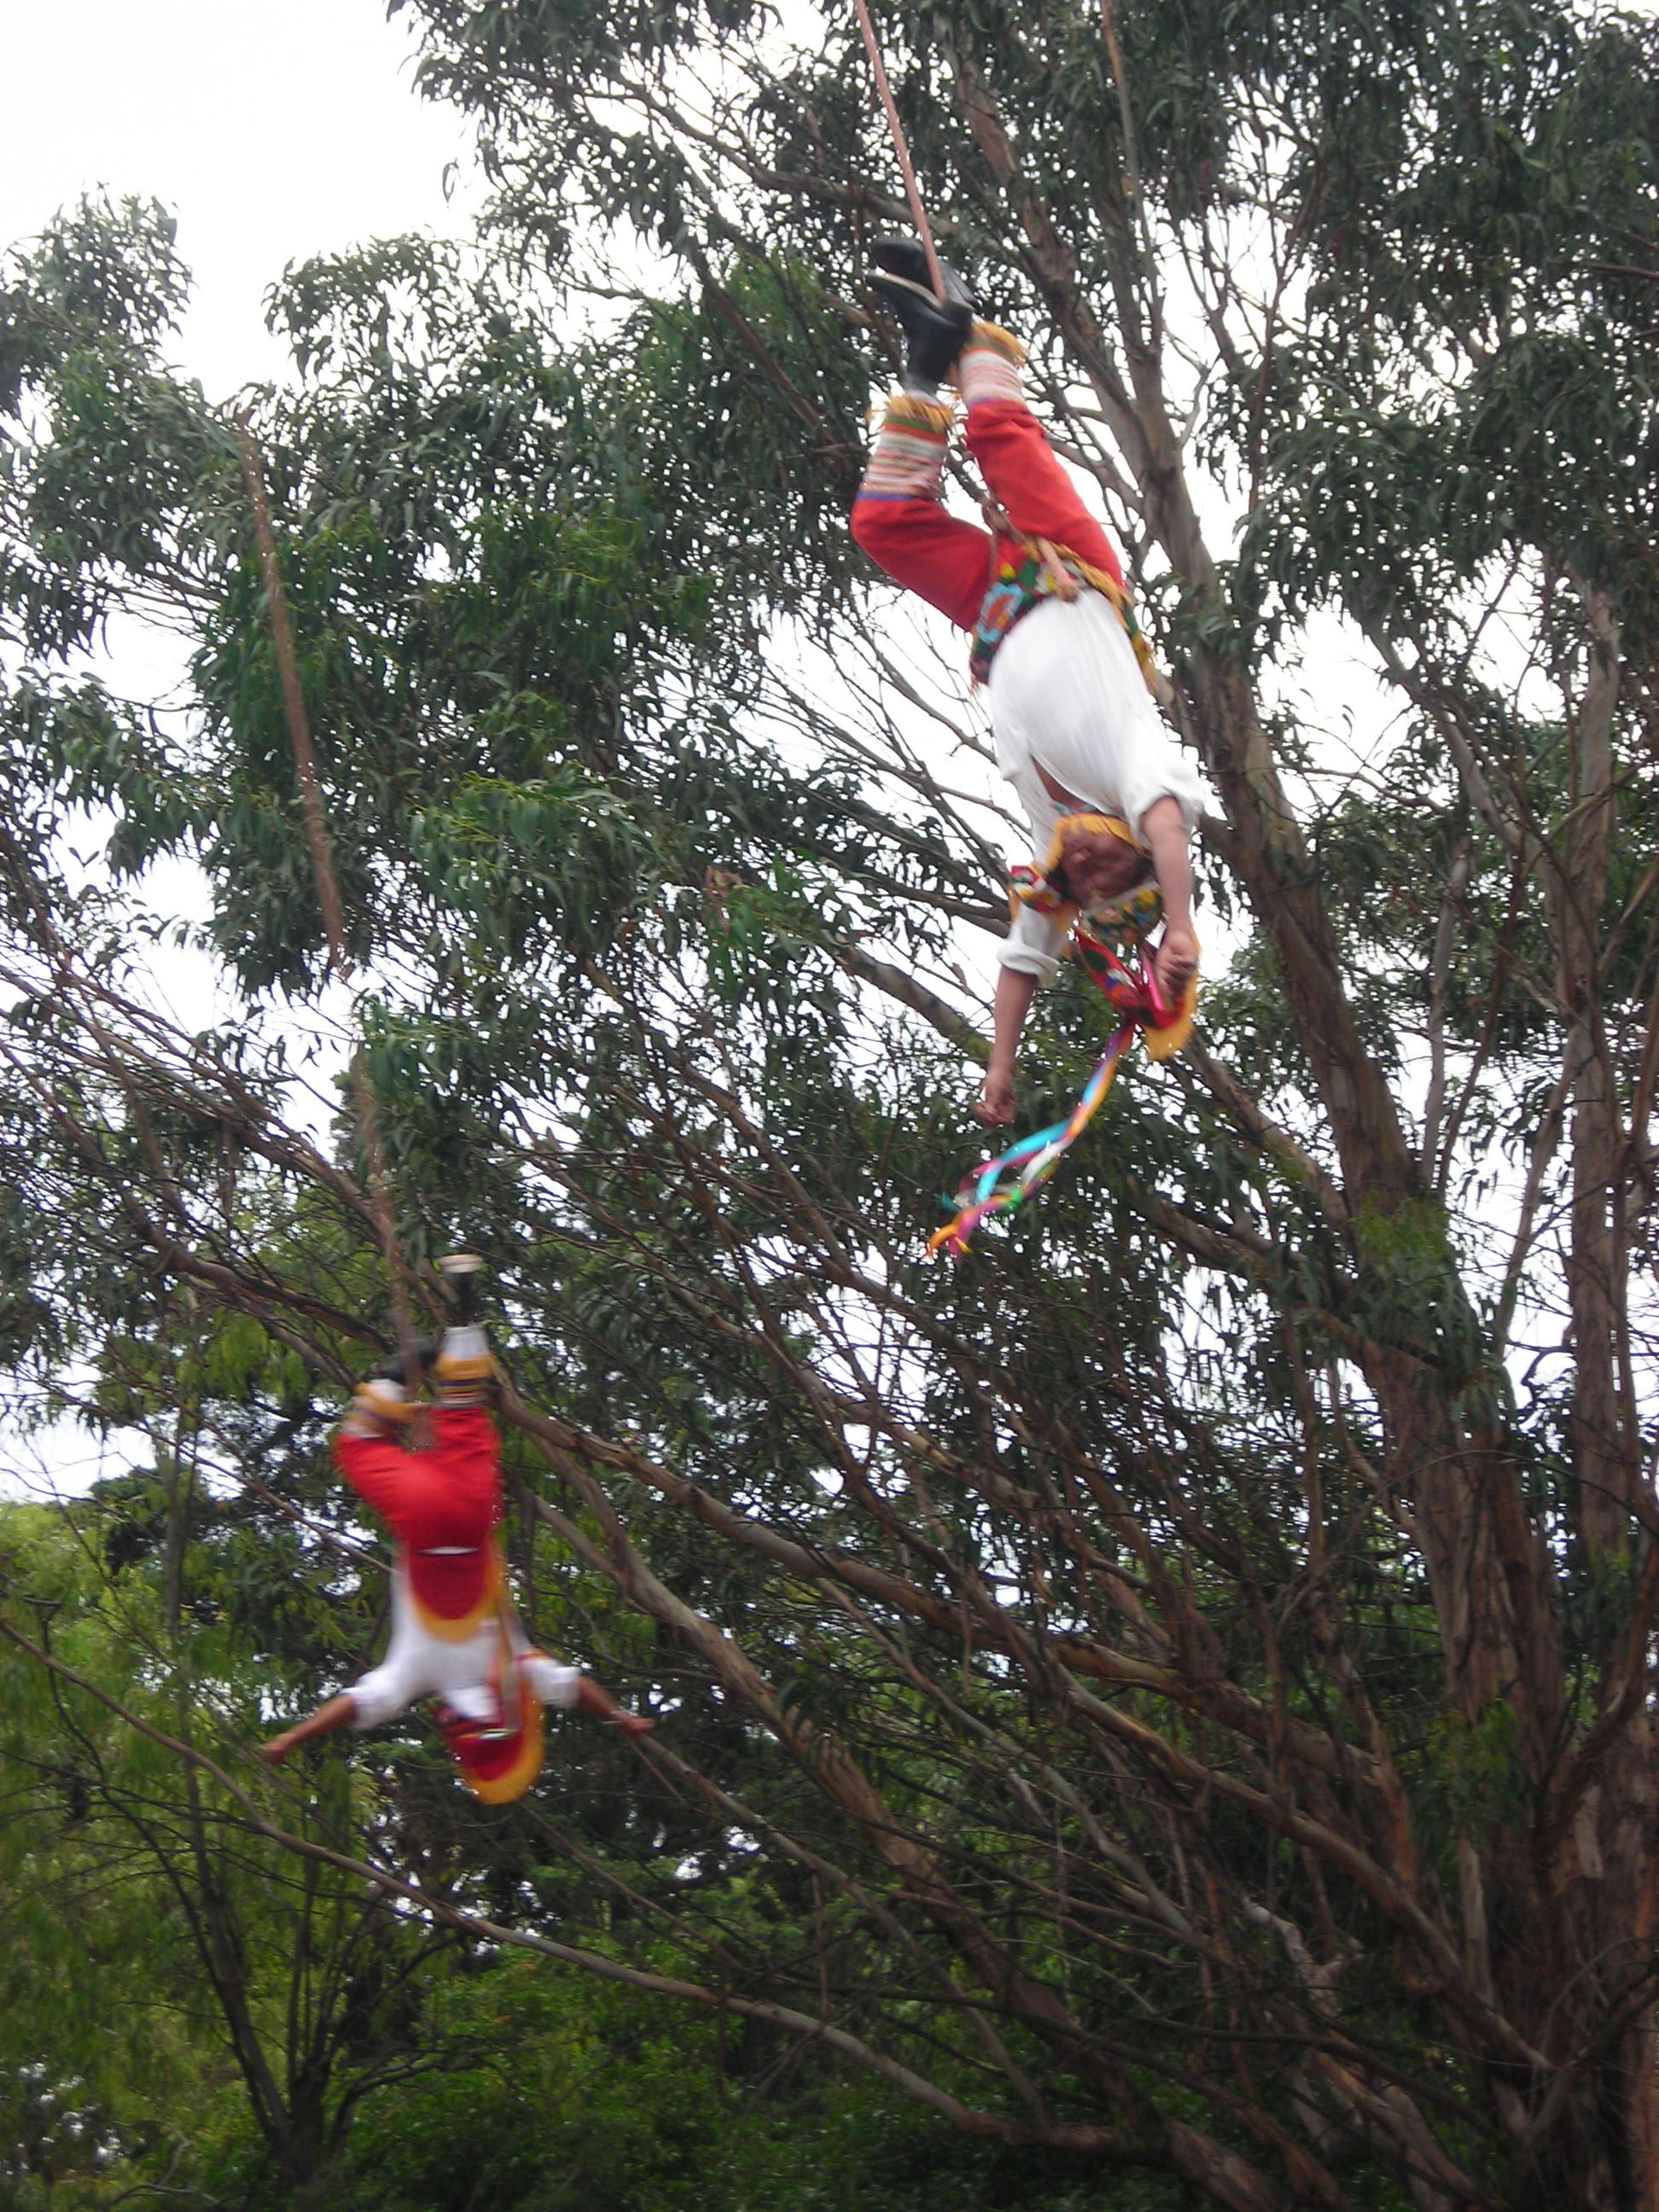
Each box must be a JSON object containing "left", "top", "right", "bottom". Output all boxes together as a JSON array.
[
  {"left": 375, "top": 1336, "right": 437, "bottom": 1383},
  {"left": 435, "top": 1254, "right": 492, "bottom": 1406},
  {"left": 871, "top": 235, "right": 975, "bottom": 306},
  {"left": 439, "top": 1252, "right": 482, "bottom": 1324},
  {"left": 870, "top": 236, "right": 974, "bottom": 394}
]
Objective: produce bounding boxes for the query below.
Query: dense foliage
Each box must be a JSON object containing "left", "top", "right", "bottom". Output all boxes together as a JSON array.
[{"left": 2, "top": 0, "right": 1657, "bottom": 2205}]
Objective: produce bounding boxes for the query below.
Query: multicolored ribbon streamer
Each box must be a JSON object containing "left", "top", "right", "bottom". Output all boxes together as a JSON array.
[
  {"left": 927, "top": 1016, "right": 1138, "bottom": 1259},
  {"left": 927, "top": 916, "right": 1195, "bottom": 1260}
]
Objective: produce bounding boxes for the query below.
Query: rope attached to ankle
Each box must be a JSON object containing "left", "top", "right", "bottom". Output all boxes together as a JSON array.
[{"left": 235, "top": 414, "right": 428, "bottom": 1410}]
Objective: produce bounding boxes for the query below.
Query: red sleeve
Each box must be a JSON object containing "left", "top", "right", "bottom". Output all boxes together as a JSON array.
[
  {"left": 963, "top": 402, "right": 1123, "bottom": 587},
  {"left": 333, "top": 1429, "right": 415, "bottom": 1529},
  {"left": 851, "top": 493, "right": 994, "bottom": 634}
]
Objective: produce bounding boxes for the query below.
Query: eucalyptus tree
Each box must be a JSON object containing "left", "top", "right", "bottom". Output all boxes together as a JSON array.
[{"left": 0, "top": 0, "right": 1656, "bottom": 2200}]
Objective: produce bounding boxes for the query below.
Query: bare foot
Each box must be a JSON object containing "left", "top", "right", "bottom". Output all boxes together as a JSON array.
[
  {"left": 974, "top": 1070, "right": 1016, "bottom": 1128},
  {"left": 616, "top": 1713, "right": 655, "bottom": 1740},
  {"left": 1154, "top": 923, "right": 1198, "bottom": 1010}
]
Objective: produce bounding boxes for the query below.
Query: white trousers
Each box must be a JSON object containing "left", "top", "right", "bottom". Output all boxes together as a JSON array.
[{"left": 347, "top": 1563, "right": 580, "bottom": 1729}]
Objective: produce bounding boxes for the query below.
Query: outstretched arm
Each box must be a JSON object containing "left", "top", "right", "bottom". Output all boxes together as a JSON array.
[
  {"left": 975, "top": 891, "right": 1065, "bottom": 1128},
  {"left": 521, "top": 1650, "right": 655, "bottom": 1739},
  {"left": 259, "top": 1693, "right": 358, "bottom": 1765},
  {"left": 1141, "top": 796, "right": 1198, "bottom": 1004},
  {"left": 975, "top": 966, "right": 1039, "bottom": 1128},
  {"left": 575, "top": 1674, "right": 655, "bottom": 1741}
]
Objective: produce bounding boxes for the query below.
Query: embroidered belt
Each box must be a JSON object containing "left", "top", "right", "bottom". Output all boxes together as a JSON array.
[
  {"left": 969, "top": 548, "right": 1066, "bottom": 684},
  {"left": 969, "top": 539, "right": 1152, "bottom": 692}
]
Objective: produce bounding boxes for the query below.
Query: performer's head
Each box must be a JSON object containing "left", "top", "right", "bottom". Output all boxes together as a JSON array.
[{"left": 1045, "top": 814, "right": 1152, "bottom": 910}]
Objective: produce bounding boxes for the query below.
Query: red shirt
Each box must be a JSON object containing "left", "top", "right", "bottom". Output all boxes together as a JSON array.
[{"left": 333, "top": 1407, "right": 502, "bottom": 1627}]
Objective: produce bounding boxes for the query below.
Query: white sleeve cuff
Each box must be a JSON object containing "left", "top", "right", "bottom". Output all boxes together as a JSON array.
[
  {"left": 523, "top": 1656, "right": 583, "bottom": 1709},
  {"left": 997, "top": 901, "right": 1067, "bottom": 985},
  {"left": 346, "top": 1663, "right": 410, "bottom": 1731},
  {"left": 1121, "top": 750, "right": 1208, "bottom": 846}
]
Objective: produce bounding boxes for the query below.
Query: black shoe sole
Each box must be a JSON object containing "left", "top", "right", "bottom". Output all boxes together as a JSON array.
[{"left": 871, "top": 236, "right": 975, "bottom": 308}]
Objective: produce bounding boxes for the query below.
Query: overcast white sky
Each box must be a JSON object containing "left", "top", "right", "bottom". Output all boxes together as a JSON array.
[
  {"left": 0, "top": 0, "right": 481, "bottom": 892},
  {"left": 1, "top": 0, "right": 492, "bottom": 982},
  {"left": 1, "top": 2, "right": 480, "bottom": 1499},
  {"left": 0, "top": 0, "right": 488, "bottom": 987},
  {"left": 1, "top": 0, "right": 482, "bottom": 401}
]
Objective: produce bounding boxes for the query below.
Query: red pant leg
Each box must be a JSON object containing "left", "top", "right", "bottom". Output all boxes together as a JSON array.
[
  {"left": 849, "top": 392, "right": 997, "bottom": 633},
  {"left": 851, "top": 493, "right": 995, "bottom": 632},
  {"left": 963, "top": 402, "right": 1124, "bottom": 588}
]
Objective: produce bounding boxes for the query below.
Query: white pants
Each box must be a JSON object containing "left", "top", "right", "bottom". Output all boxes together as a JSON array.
[{"left": 348, "top": 1563, "right": 580, "bottom": 1730}]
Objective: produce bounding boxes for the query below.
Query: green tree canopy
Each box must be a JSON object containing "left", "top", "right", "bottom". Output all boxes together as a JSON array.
[{"left": 2, "top": 0, "right": 1657, "bottom": 2203}]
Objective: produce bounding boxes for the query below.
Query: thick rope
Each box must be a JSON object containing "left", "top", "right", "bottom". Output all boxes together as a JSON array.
[
  {"left": 234, "top": 414, "right": 427, "bottom": 1406},
  {"left": 849, "top": 0, "right": 946, "bottom": 299}
]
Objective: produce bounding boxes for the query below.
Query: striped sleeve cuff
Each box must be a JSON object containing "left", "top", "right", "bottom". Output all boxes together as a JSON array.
[{"left": 859, "top": 391, "right": 953, "bottom": 502}]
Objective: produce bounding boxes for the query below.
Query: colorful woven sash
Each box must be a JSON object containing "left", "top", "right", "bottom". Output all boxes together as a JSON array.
[
  {"left": 968, "top": 542, "right": 1155, "bottom": 690},
  {"left": 969, "top": 547, "right": 1061, "bottom": 684}
]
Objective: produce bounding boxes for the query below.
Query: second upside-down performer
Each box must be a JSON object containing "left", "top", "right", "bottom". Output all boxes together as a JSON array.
[{"left": 261, "top": 1261, "right": 649, "bottom": 1801}]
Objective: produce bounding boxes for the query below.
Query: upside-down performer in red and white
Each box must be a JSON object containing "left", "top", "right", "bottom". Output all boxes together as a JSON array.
[
  {"left": 851, "top": 240, "right": 1208, "bottom": 1128},
  {"left": 260, "top": 1259, "right": 650, "bottom": 1802}
]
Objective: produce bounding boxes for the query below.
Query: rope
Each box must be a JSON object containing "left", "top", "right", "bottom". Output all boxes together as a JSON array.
[
  {"left": 849, "top": 0, "right": 946, "bottom": 300},
  {"left": 927, "top": 912, "right": 1195, "bottom": 1258},
  {"left": 234, "top": 413, "right": 428, "bottom": 1407}
]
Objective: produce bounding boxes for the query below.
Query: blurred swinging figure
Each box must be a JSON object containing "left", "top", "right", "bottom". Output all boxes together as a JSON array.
[{"left": 261, "top": 1257, "right": 650, "bottom": 1802}]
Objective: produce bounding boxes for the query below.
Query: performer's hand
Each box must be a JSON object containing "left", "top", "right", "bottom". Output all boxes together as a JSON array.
[
  {"left": 577, "top": 1675, "right": 655, "bottom": 1736},
  {"left": 1154, "top": 922, "right": 1199, "bottom": 1010},
  {"left": 257, "top": 1695, "right": 356, "bottom": 1763},
  {"left": 980, "top": 971, "right": 1033, "bottom": 1129},
  {"left": 974, "top": 1068, "right": 1016, "bottom": 1127}
]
